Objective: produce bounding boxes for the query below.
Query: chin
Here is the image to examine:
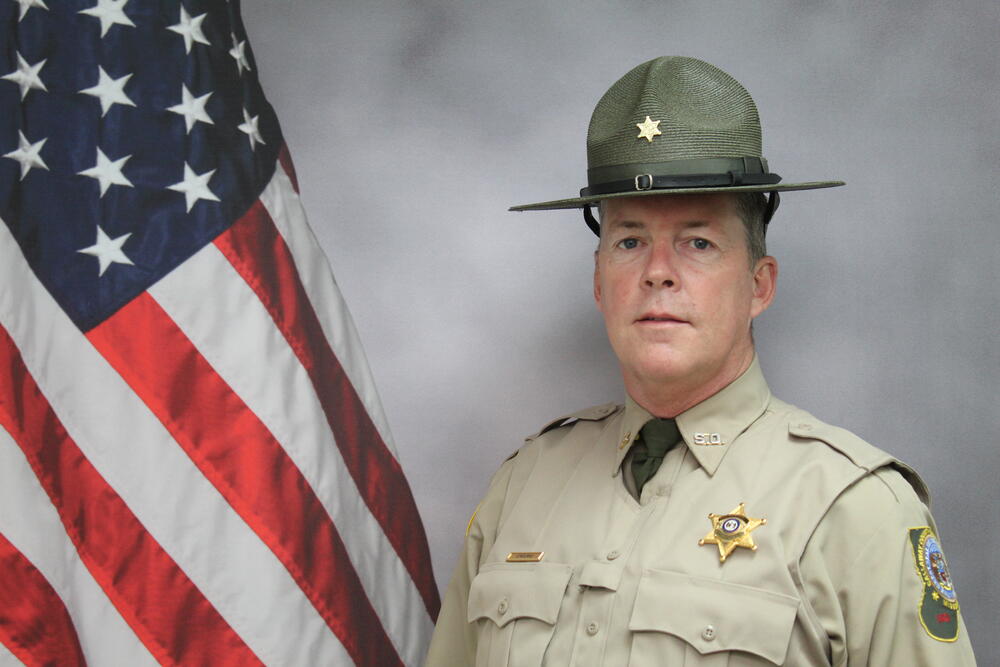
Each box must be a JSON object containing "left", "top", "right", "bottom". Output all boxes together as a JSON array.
[{"left": 625, "top": 353, "right": 698, "bottom": 386}]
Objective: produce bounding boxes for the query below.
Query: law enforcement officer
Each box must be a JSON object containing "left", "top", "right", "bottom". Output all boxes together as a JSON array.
[{"left": 425, "top": 57, "right": 976, "bottom": 666}]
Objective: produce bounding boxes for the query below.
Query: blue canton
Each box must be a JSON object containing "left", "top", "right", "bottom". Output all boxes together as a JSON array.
[{"left": 0, "top": 0, "right": 282, "bottom": 331}]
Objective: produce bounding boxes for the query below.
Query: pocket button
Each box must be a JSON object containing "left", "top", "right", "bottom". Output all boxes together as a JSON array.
[
  {"left": 497, "top": 598, "right": 509, "bottom": 615},
  {"left": 701, "top": 624, "right": 716, "bottom": 641}
]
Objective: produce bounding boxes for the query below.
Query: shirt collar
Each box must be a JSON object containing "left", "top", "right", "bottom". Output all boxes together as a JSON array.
[{"left": 614, "top": 356, "right": 771, "bottom": 476}]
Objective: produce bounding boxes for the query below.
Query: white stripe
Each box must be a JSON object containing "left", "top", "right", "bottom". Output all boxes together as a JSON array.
[
  {"left": 0, "top": 638, "right": 25, "bottom": 667},
  {"left": 0, "top": 221, "right": 352, "bottom": 666},
  {"left": 0, "top": 426, "right": 156, "bottom": 667},
  {"left": 260, "top": 164, "right": 399, "bottom": 456},
  {"left": 149, "top": 230, "right": 432, "bottom": 665}
]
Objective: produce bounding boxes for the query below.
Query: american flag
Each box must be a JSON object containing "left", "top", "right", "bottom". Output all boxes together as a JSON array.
[{"left": 0, "top": 1, "right": 439, "bottom": 665}]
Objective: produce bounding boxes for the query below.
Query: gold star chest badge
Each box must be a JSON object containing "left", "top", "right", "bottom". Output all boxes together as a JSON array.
[
  {"left": 699, "top": 502, "right": 766, "bottom": 562},
  {"left": 636, "top": 116, "right": 662, "bottom": 142}
]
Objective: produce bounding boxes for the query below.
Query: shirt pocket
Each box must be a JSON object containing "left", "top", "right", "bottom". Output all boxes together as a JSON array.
[
  {"left": 467, "top": 561, "right": 573, "bottom": 667},
  {"left": 628, "top": 569, "right": 799, "bottom": 666}
]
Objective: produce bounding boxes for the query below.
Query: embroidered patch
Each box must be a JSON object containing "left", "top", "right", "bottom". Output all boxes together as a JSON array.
[{"left": 909, "top": 527, "right": 960, "bottom": 642}]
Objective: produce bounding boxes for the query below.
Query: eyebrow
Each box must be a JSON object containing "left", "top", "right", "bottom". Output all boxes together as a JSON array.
[{"left": 605, "top": 219, "right": 712, "bottom": 232}]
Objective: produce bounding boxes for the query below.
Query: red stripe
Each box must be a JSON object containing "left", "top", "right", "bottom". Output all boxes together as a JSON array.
[
  {"left": 215, "top": 199, "right": 441, "bottom": 618},
  {"left": 278, "top": 145, "right": 299, "bottom": 193},
  {"left": 87, "top": 292, "right": 403, "bottom": 666},
  {"left": 0, "top": 324, "right": 262, "bottom": 667},
  {"left": 0, "top": 531, "right": 86, "bottom": 667}
]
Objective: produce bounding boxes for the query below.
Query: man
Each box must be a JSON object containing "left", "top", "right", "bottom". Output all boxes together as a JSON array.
[{"left": 426, "top": 57, "right": 976, "bottom": 665}]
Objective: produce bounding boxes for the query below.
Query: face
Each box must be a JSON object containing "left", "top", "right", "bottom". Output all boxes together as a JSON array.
[{"left": 594, "top": 193, "right": 777, "bottom": 398}]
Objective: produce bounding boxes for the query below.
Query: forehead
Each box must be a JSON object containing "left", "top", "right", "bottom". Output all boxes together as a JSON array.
[{"left": 600, "top": 193, "right": 740, "bottom": 230}]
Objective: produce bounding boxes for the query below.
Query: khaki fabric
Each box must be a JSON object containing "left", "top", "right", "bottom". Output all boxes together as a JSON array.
[{"left": 425, "top": 358, "right": 976, "bottom": 666}]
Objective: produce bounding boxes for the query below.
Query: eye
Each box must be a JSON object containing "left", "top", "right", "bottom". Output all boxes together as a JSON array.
[
  {"left": 690, "top": 238, "right": 712, "bottom": 250},
  {"left": 616, "top": 237, "right": 640, "bottom": 250}
]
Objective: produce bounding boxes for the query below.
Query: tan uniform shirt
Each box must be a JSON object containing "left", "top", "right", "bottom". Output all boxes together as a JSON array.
[{"left": 426, "top": 359, "right": 976, "bottom": 666}]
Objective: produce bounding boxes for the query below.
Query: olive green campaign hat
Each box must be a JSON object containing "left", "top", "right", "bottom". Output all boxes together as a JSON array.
[{"left": 510, "top": 56, "right": 844, "bottom": 233}]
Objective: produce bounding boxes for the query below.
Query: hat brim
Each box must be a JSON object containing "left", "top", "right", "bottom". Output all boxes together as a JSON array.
[{"left": 509, "top": 180, "right": 845, "bottom": 211}]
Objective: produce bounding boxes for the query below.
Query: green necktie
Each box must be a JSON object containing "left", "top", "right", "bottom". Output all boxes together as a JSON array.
[{"left": 631, "top": 418, "right": 680, "bottom": 494}]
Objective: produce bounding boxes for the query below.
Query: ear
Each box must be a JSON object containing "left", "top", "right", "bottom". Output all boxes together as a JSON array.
[
  {"left": 749, "top": 255, "right": 778, "bottom": 319},
  {"left": 593, "top": 251, "right": 603, "bottom": 311}
]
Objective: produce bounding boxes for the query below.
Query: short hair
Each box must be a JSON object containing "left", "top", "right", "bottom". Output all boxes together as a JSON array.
[
  {"left": 597, "top": 192, "right": 768, "bottom": 267},
  {"left": 734, "top": 192, "right": 768, "bottom": 267}
]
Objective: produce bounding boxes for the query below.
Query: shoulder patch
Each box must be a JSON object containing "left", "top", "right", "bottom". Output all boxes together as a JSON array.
[
  {"left": 527, "top": 402, "right": 621, "bottom": 439},
  {"left": 908, "top": 526, "right": 960, "bottom": 642}
]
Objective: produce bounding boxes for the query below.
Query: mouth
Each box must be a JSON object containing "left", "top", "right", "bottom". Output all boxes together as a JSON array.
[{"left": 635, "top": 313, "right": 688, "bottom": 325}]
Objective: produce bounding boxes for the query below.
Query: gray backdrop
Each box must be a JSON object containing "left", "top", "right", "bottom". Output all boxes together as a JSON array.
[{"left": 242, "top": 1, "right": 998, "bottom": 662}]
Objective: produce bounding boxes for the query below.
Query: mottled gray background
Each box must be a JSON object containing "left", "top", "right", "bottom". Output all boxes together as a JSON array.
[{"left": 242, "top": 1, "right": 997, "bottom": 662}]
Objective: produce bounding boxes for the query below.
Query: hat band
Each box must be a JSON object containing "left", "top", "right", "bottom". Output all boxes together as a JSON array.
[{"left": 581, "top": 156, "right": 781, "bottom": 197}]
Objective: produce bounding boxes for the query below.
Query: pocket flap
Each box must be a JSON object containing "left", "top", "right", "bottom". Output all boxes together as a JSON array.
[
  {"left": 629, "top": 569, "right": 798, "bottom": 664},
  {"left": 467, "top": 562, "right": 573, "bottom": 628}
]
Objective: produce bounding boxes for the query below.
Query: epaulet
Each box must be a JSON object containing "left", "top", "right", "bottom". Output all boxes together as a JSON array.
[
  {"left": 788, "top": 417, "right": 931, "bottom": 503},
  {"left": 527, "top": 402, "right": 621, "bottom": 440}
]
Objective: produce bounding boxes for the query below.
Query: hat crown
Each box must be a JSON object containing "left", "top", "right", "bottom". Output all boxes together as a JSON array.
[{"left": 587, "top": 57, "right": 762, "bottom": 170}]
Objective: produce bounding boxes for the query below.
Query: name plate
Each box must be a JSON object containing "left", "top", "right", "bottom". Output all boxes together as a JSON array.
[{"left": 506, "top": 551, "right": 544, "bottom": 563}]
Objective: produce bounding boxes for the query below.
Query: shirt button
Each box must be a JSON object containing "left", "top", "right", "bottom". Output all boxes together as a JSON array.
[
  {"left": 497, "top": 598, "right": 509, "bottom": 615},
  {"left": 606, "top": 550, "right": 620, "bottom": 560},
  {"left": 701, "top": 625, "right": 716, "bottom": 641},
  {"left": 586, "top": 621, "right": 599, "bottom": 636}
]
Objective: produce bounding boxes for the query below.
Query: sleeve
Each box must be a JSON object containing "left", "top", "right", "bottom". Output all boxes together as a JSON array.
[
  {"left": 424, "top": 456, "right": 517, "bottom": 667},
  {"left": 798, "top": 467, "right": 977, "bottom": 666}
]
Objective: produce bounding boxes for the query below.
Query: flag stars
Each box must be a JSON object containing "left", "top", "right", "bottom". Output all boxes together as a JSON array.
[
  {"left": 15, "top": 0, "right": 48, "bottom": 21},
  {"left": 229, "top": 34, "right": 251, "bottom": 74},
  {"left": 167, "top": 85, "right": 213, "bottom": 133},
  {"left": 168, "top": 6, "right": 210, "bottom": 54},
  {"left": 238, "top": 108, "right": 265, "bottom": 151},
  {"left": 168, "top": 163, "right": 220, "bottom": 212},
  {"left": 80, "top": 66, "right": 136, "bottom": 117},
  {"left": 4, "top": 131, "right": 48, "bottom": 180},
  {"left": 79, "top": 148, "right": 133, "bottom": 196},
  {"left": 78, "top": 0, "right": 134, "bottom": 38},
  {"left": 2, "top": 53, "right": 48, "bottom": 100},
  {"left": 77, "top": 226, "right": 134, "bottom": 276}
]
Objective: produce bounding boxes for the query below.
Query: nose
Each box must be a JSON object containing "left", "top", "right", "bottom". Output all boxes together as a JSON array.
[{"left": 641, "top": 240, "right": 677, "bottom": 289}]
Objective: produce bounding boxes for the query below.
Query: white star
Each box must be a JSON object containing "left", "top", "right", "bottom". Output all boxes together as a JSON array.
[
  {"left": 78, "top": 0, "right": 135, "bottom": 38},
  {"left": 16, "top": 0, "right": 48, "bottom": 21},
  {"left": 79, "top": 66, "right": 136, "bottom": 117},
  {"left": 167, "top": 163, "right": 220, "bottom": 212},
  {"left": 167, "top": 6, "right": 210, "bottom": 54},
  {"left": 78, "top": 147, "right": 133, "bottom": 197},
  {"left": 2, "top": 53, "right": 47, "bottom": 100},
  {"left": 229, "top": 33, "right": 251, "bottom": 74},
  {"left": 166, "top": 84, "right": 213, "bottom": 133},
  {"left": 77, "top": 226, "right": 134, "bottom": 276},
  {"left": 3, "top": 131, "right": 48, "bottom": 180},
  {"left": 237, "top": 108, "right": 265, "bottom": 151}
]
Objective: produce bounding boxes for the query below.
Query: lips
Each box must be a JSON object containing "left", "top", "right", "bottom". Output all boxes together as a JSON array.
[{"left": 636, "top": 311, "right": 688, "bottom": 324}]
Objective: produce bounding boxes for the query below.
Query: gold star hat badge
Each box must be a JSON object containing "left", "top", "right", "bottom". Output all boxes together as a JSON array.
[
  {"left": 635, "top": 115, "right": 662, "bottom": 142},
  {"left": 699, "top": 502, "right": 767, "bottom": 562}
]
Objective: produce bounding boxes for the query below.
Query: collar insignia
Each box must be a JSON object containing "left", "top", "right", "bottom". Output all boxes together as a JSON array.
[
  {"left": 699, "top": 502, "right": 766, "bottom": 562},
  {"left": 636, "top": 116, "right": 662, "bottom": 143}
]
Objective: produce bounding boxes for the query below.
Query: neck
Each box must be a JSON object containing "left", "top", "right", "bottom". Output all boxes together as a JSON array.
[{"left": 624, "top": 349, "right": 755, "bottom": 418}]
